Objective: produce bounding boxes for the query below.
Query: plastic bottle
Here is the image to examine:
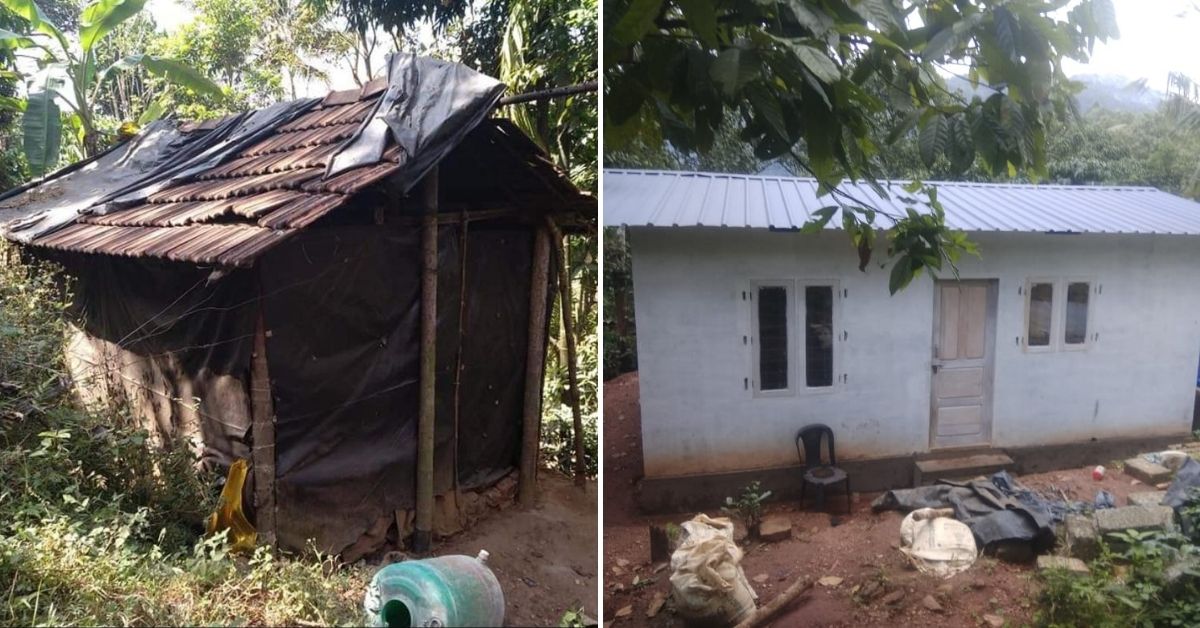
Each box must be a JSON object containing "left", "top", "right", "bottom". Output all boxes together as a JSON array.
[{"left": 364, "top": 550, "right": 505, "bottom": 627}]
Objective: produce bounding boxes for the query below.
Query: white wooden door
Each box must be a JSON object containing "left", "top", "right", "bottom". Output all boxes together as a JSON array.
[{"left": 931, "top": 280, "right": 996, "bottom": 448}]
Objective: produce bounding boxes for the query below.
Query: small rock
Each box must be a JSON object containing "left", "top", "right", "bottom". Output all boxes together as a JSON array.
[
  {"left": 646, "top": 591, "right": 667, "bottom": 618},
  {"left": 616, "top": 558, "right": 631, "bottom": 568},
  {"left": 982, "top": 613, "right": 1005, "bottom": 627},
  {"left": 521, "top": 576, "right": 538, "bottom": 587},
  {"left": 922, "top": 594, "right": 943, "bottom": 612},
  {"left": 882, "top": 589, "right": 905, "bottom": 605},
  {"left": 759, "top": 515, "right": 793, "bottom": 542},
  {"left": 1095, "top": 505, "right": 1178, "bottom": 536},
  {"left": 1037, "top": 555, "right": 1090, "bottom": 575},
  {"left": 936, "top": 583, "right": 954, "bottom": 595},
  {"left": 614, "top": 605, "right": 633, "bottom": 619},
  {"left": 752, "top": 573, "right": 770, "bottom": 584},
  {"left": 858, "top": 580, "right": 883, "bottom": 601},
  {"left": 611, "top": 566, "right": 626, "bottom": 577},
  {"left": 817, "top": 576, "right": 843, "bottom": 587}
]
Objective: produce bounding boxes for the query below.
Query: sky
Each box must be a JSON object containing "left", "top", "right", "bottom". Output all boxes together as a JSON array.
[{"left": 143, "top": 0, "right": 1200, "bottom": 95}]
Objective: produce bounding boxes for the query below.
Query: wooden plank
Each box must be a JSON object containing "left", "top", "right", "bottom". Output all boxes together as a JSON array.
[
  {"left": 519, "top": 227, "right": 552, "bottom": 505},
  {"left": 250, "top": 306, "right": 276, "bottom": 547},
  {"left": 938, "top": 285, "right": 960, "bottom": 360},
  {"left": 960, "top": 284, "right": 986, "bottom": 359},
  {"left": 413, "top": 167, "right": 438, "bottom": 553}
]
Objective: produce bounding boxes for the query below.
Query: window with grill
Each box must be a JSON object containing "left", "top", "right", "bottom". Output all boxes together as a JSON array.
[
  {"left": 1064, "top": 282, "right": 1090, "bottom": 345},
  {"left": 1027, "top": 282, "right": 1053, "bottom": 347},
  {"left": 805, "top": 286, "right": 834, "bottom": 387},
  {"left": 756, "top": 286, "right": 789, "bottom": 391}
]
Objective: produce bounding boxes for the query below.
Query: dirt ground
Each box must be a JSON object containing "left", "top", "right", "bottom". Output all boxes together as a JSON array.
[
  {"left": 603, "top": 372, "right": 1154, "bottom": 628},
  {"left": 439, "top": 471, "right": 597, "bottom": 626}
]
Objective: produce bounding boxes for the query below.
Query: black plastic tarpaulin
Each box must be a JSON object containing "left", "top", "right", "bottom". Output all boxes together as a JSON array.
[{"left": 873, "top": 471, "right": 1066, "bottom": 553}]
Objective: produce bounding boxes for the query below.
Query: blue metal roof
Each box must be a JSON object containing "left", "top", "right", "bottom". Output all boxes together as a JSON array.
[{"left": 603, "top": 169, "right": 1200, "bottom": 235}]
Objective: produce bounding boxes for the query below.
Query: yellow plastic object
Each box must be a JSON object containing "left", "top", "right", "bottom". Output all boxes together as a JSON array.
[{"left": 205, "top": 458, "right": 258, "bottom": 553}]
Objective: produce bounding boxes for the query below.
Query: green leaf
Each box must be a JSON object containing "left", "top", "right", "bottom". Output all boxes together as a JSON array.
[
  {"left": 918, "top": 113, "right": 947, "bottom": 168},
  {"left": 0, "top": 0, "right": 67, "bottom": 49},
  {"left": 0, "top": 27, "right": 36, "bottom": 48},
  {"left": 80, "top": 0, "right": 148, "bottom": 52},
  {"left": 800, "top": 206, "right": 838, "bottom": 233},
  {"left": 101, "top": 54, "right": 223, "bottom": 98},
  {"left": 710, "top": 48, "right": 753, "bottom": 97},
  {"left": 945, "top": 115, "right": 974, "bottom": 174},
  {"left": 23, "top": 80, "right": 62, "bottom": 178},
  {"left": 888, "top": 255, "right": 913, "bottom": 295},
  {"left": 993, "top": 7, "right": 1019, "bottom": 62},
  {"left": 793, "top": 44, "right": 839, "bottom": 84},
  {"left": 136, "top": 94, "right": 168, "bottom": 126},
  {"left": 612, "top": 0, "right": 664, "bottom": 47},
  {"left": 746, "top": 83, "right": 787, "bottom": 143},
  {"left": 922, "top": 26, "right": 958, "bottom": 62},
  {"left": 676, "top": 0, "right": 717, "bottom": 48}
]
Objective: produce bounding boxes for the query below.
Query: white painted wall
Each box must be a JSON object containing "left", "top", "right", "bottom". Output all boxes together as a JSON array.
[{"left": 630, "top": 227, "right": 1200, "bottom": 478}]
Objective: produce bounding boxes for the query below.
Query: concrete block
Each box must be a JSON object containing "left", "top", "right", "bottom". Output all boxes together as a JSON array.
[
  {"left": 1124, "top": 457, "right": 1173, "bottom": 485},
  {"left": 758, "top": 515, "right": 792, "bottom": 542},
  {"left": 1058, "top": 514, "right": 1100, "bottom": 561},
  {"left": 1037, "top": 555, "right": 1090, "bottom": 574},
  {"left": 1127, "top": 491, "right": 1167, "bottom": 507},
  {"left": 1095, "top": 505, "right": 1178, "bottom": 536}
]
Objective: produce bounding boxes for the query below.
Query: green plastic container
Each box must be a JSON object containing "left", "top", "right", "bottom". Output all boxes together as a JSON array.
[{"left": 364, "top": 550, "right": 505, "bottom": 627}]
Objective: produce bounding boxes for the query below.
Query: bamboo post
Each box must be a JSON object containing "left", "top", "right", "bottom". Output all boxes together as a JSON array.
[
  {"left": 519, "top": 226, "right": 552, "bottom": 505},
  {"left": 545, "top": 217, "right": 587, "bottom": 486},
  {"left": 250, "top": 306, "right": 276, "bottom": 547},
  {"left": 414, "top": 167, "right": 438, "bottom": 554}
]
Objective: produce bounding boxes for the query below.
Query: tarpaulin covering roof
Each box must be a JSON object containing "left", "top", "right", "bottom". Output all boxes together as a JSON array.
[
  {"left": 604, "top": 169, "right": 1200, "bottom": 235},
  {"left": 1, "top": 55, "right": 589, "bottom": 266}
]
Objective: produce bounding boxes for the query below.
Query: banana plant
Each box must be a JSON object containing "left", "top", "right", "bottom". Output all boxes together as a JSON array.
[{"left": 0, "top": 0, "right": 223, "bottom": 177}]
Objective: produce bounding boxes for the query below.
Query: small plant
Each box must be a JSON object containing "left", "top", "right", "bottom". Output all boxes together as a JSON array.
[
  {"left": 559, "top": 607, "right": 588, "bottom": 627},
  {"left": 1180, "top": 487, "right": 1200, "bottom": 542},
  {"left": 722, "top": 481, "right": 772, "bottom": 537}
]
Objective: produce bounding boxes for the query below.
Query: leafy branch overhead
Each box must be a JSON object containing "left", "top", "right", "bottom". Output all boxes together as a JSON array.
[
  {"left": 605, "top": 0, "right": 1118, "bottom": 292},
  {"left": 0, "top": 0, "right": 224, "bottom": 176}
]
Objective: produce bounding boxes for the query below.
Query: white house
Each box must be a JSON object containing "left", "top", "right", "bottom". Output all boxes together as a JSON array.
[{"left": 605, "top": 169, "right": 1200, "bottom": 509}]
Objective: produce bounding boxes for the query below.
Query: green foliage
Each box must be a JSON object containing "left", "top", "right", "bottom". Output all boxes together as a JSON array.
[
  {"left": 541, "top": 233, "right": 599, "bottom": 477},
  {"left": 0, "top": 0, "right": 222, "bottom": 173},
  {"left": 559, "top": 606, "right": 588, "bottom": 627},
  {"left": 605, "top": 0, "right": 1120, "bottom": 290},
  {"left": 1036, "top": 530, "right": 1200, "bottom": 628},
  {"left": 721, "top": 481, "right": 772, "bottom": 533},
  {"left": 0, "top": 246, "right": 367, "bottom": 626},
  {"left": 602, "top": 226, "right": 635, "bottom": 380}
]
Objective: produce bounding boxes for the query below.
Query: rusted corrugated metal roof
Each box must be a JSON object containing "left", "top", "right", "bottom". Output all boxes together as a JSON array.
[
  {"left": 4, "top": 80, "right": 589, "bottom": 267},
  {"left": 604, "top": 169, "right": 1200, "bottom": 235}
]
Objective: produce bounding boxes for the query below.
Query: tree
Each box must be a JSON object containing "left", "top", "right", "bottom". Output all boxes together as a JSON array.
[
  {"left": 0, "top": 0, "right": 223, "bottom": 175},
  {"left": 605, "top": 0, "right": 1120, "bottom": 292}
]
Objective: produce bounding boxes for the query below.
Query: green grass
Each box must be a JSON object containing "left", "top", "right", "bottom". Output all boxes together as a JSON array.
[{"left": 0, "top": 246, "right": 368, "bottom": 626}]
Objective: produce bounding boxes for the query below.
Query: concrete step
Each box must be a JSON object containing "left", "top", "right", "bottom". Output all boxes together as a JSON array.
[{"left": 913, "top": 451, "right": 1015, "bottom": 487}]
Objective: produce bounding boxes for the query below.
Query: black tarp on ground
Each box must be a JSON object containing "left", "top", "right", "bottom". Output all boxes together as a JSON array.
[{"left": 258, "top": 221, "right": 533, "bottom": 553}]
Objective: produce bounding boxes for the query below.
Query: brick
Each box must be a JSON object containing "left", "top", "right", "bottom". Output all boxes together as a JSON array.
[
  {"left": 1127, "top": 491, "right": 1167, "bottom": 507},
  {"left": 1095, "top": 505, "right": 1177, "bottom": 536},
  {"left": 1059, "top": 514, "right": 1100, "bottom": 561},
  {"left": 1037, "top": 555, "right": 1090, "bottom": 574},
  {"left": 1124, "top": 457, "right": 1173, "bottom": 485},
  {"left": 759, "top": 515, "right": 792, "bottom": 542}
]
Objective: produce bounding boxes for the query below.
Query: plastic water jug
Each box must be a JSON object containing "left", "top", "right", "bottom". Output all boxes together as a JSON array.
[{"left": 364, "top": 550, "right": 505, "bottom": 627}]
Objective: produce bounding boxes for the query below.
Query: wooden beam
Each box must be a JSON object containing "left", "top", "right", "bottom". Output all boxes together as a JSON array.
[
  {"left": 250, "top": 306, "right": 276, "bottom": 547},
  {"left": 519, "top": 226, "right": 552, "bottom": 505},
  {"left": 414, "top": 167, "right": 438, "bottom": 553},
  {"left": 545, "top": 217, "right": 587, "bottom": 486}
]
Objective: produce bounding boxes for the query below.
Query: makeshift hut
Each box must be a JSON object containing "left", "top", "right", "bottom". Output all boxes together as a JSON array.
[{"left": 0, "top": 55, "right": 594, "bottom": 559}]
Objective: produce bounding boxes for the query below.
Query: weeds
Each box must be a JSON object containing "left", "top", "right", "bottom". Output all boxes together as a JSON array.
[
  {"left": 721, "top": 481, "right": 772, "bottom": 536},
  {"left": 0, "top": 246, "right": 367, "bottom": 626}
]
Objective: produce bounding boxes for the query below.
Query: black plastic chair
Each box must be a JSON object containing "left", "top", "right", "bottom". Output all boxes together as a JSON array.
[{"left": 796, "top": 423, "right": 851, "bottom": 514}]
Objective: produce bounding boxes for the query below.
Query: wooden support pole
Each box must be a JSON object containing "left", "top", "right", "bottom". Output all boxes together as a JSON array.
[
  {"left": 519, "top": 226, "right": 552, "bottom": 506},
  {"left": 414, "top": 167, "right": 439, "bottom": 554},
  {"left": 250, "top": 307, "right": 276, "bottom": 547},
  {"left": 545, "top": 217, "right": 587, "bottom": 486}
]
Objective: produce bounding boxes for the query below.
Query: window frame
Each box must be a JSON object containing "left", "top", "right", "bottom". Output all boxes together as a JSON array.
[
  {"left": 749, "top": 279, "right": 796, "bottom": 397},
  {"left": 799, "top": 279, "right": 840, "bottom": 393},
  {"left": 1023, "top": 277, "right": 1058, "bottom": 353},
  {"left": 1059, "top": 277, "right": 1095, "bottom": 351},
  {"left": 743, "top": 278, "right": 841, "bottom": 397}
]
